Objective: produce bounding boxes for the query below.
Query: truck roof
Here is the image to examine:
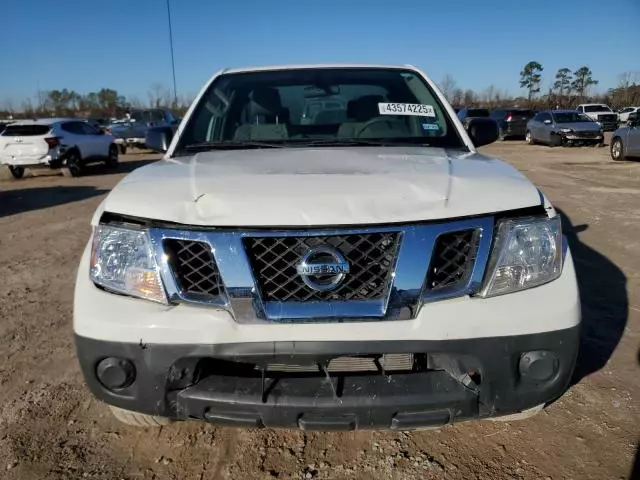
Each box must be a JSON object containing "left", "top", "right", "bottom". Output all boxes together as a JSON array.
[{"left": 222, "top": 63, "right": 418, "bottom": 74}]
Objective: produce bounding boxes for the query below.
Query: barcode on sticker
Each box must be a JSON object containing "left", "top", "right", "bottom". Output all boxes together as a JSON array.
[{"left": 378, "top": 103, "right": 436, "bottom": 117}]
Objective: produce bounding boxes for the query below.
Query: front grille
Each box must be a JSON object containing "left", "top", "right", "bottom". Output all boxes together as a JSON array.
[
  {"left": 573, "top": 131, "right": 599, "bottom": 138},
  {"left": 426, "top": 229, "right": 480, "bottom": 291},
  {"left": 597, "top": 114, "right": 617, "bottom": 122},
  {"left": 164, "top": 239, "right": 223, "bottom": 299},
  {"left": 264, "top": 353, "right": 414, "bottom": 373},
  {"left": 244, "top": 233, "right": 401, "bottom": 302}
]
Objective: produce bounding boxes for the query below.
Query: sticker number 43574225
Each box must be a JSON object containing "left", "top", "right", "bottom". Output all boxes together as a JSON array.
[{"left": 378, "top": 103, "right": 436, "bottom": 117}]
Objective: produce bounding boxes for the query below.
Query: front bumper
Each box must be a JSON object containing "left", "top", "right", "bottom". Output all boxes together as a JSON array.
[
  {"left": 598, "top": 122, "right": 618, "bottom": 132},
  {"left": 75, "top": 325, "right": 580, "bottom": 430}
]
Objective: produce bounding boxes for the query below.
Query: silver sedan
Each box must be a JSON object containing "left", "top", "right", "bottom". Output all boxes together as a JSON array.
[{"left": 525, "top": 110, "right": 604, "bottom": 147}]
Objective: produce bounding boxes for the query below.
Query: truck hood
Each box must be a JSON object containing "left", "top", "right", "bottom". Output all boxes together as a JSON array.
[{"left": 101, "top": 147, "right": 542, "bottom": 227}]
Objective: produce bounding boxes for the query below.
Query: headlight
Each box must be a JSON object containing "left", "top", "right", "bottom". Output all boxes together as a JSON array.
[
  {"left": 559, "top": 128, "right": 573, "bottom": 133},
  {"left": 479, "top": 216, "right": 562, "bottom": 298},
  {"left": 90, "top": 225, "right": 167, "bottom": 304}
]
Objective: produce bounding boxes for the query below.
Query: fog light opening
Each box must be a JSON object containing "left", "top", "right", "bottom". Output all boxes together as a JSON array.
[
  {"left": 96, "top": 357, "right": 136, "bottom": 391},
  {"left": 519, "top": 351, "right": 558, "bottom": 383}
]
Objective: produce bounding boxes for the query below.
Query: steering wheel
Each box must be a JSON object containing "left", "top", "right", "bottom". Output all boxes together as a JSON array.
[{"left": 355, "top": 116, "right": 407, "bottom": 138}]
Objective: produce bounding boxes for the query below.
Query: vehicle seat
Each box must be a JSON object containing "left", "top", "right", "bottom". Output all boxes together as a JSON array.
[
  {"left": 337, "top": 95, "right": 384, "bottom": 138},
  {"left": 234, "top": 88, "right": 290, "bottom": 140}
]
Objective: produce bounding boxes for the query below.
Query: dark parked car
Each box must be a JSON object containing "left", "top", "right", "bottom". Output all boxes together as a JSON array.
[
  {"left": 490, "top": 108, "right": 535, "bottom": 140},
  {"left": 525, "top": 110, "right": 604, "bottom": 147},
  {"left": 110, "top": 109, "right": 178, "bottom": 151},
  {"left": 456, "top": 107, "right": 490, "bottom": 126}
]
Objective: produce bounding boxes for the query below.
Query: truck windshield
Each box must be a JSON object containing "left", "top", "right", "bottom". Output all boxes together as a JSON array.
[
  {"left": 174, "top": 68, "right": 465, "bottom": 154},
  {"left": 584, "top": 105, "right": 612, "bottom": 113}
]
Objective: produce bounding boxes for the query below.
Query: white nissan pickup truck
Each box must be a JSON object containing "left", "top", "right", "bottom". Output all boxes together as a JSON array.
[{"left": 74, "top": 64, "right": 581, "bottom": 430}]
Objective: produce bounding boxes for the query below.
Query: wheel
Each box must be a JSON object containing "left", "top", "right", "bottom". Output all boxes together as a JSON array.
[
  {"left": 119, "top": 144, "right": 127, "bottom": 155},
  {"left": 610, "top": 138, "right": 625, "bottom": 161},
  {"left": 63, "top": 149, "right": 84, "bottom": 177},
  {"left": 109, "top": 405, "right": 171, "bottom": 427},
  {"left": 106, "top": 145, "right": 119, "bottom": 169},
  {"left": 525, "top": 130, "right": 534, "bottom": 145},
  {"left": 498, "top": 127, "right": 506, "bottom": 141},
  {"left": 486, "top": 404, "right": 544, "bottom": 422},
  {"left": 8, "top": 166, "right": 25, "bottom": 179}
]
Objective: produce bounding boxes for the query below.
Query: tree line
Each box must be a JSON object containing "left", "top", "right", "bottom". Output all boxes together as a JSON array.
[
  {"left": 1, "top": 66, "right": 639, "bottom": 119},
  {"left": 439, "top": 65, "right": 639, "bottom": 110},
  {"left": 0, "top": 83, "right": 193, "bottom": 119}
]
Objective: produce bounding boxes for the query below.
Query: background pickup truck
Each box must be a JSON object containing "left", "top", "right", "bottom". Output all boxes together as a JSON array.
[
  {"left": 576, "top": 104, "right": 618, "bottom": 132},
  {"left": 110, "top": 109, "right": 178, "bottom": 152}
]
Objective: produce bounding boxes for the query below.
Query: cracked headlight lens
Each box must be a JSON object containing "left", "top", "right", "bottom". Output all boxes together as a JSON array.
[
  {"left": 479, "top": 216, "right": 562, "bottom": 297},
  {"left": 90, "top": 225, "right": 167, "bottom": 304}
]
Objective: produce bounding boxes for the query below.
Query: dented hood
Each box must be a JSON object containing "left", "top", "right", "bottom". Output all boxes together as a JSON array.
[{"left": 102, "top": 147, "right": 541, "bottom": 226}]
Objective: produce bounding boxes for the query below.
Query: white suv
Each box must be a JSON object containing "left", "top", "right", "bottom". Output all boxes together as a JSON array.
[
  {"left": 74, "top": 64, "right": 581, "bottom": 430},
  {"left": 0, "top": 118, "right": 119, "bottom": 178}
]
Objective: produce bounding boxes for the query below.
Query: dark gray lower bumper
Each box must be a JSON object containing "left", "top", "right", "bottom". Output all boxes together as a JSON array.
[{"left": 75, "top": 326, "right": 580, "bottom": 430}]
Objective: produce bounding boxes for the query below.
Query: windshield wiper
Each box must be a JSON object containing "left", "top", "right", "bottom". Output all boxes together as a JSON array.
[
  {"left": 184, "top": 140, "right": 286, "bottom": 152},
  {"left": 284, "top": 138, "right": 431, "bottom": 147}
]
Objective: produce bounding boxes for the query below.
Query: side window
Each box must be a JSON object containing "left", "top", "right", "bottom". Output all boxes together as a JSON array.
[
  {"left": 541, "top": 113, "right": 552, "bottom": 123},
  {"left": 80, "top": 123, "right": 99, "bottom": 135},
  {"left": 532, "top": 113, "right": 543, "bottom": 122},
  {"left": 61, "top": 122, "right": 84, "bottom": 134},
  {"left": 150, "top": 110, "right": 166, "bottom": 124},
  {"left": 576, "top": 106, "right": 584, "bottom": 112}
]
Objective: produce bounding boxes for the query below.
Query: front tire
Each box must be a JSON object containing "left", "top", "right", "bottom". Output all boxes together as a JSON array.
[
  {"left": 119, "top": 144, "right": 127, "bottom": 155},
  {"left": 8, "top": 166, "right": 25, "bottom": 179},
  {"left": 109, "top": 405, "right": 171, "bottom": 427},
  {"left": 105, "top": 145, "right": 119, "bottom": 169},
  {"left": 525, "top": 130, "right": 534, "bottom": 145},
  {"left": 611, "top": 138, "right": 625, "bottom": 161}
]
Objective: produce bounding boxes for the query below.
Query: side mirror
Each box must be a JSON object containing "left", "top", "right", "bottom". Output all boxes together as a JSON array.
[
  {"left": 145, "top": 125, "right": 174, "bottom": 153},
  {"left": 543, "top": 119, "right": 552, "bottom": 125},
  {"left": 628, "top": 112, "right": 639, "bottom": 126},
  {"left": 465, "top": 118, "right": 499, "bottom": 148}
]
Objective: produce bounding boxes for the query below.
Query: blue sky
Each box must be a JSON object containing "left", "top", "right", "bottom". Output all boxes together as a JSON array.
[{"left": 1, "top": 0, "right": 638, "bottom": 106}]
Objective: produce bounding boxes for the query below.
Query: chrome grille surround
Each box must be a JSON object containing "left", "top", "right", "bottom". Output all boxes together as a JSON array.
[{"left": 148, "top": 217, "right": 494, "bottom": 324}]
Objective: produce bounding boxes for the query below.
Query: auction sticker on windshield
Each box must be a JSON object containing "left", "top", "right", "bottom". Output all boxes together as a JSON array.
[{"left": 378, "top": 103, "right": 436, "bottom": 116}]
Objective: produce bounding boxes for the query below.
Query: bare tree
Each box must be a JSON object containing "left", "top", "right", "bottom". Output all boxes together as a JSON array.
[
  {"left": 148, "top": 83, "right": 166, "bottom": 108},
  {"left": 481, "top": 85, "right": 496, "bottom": 108},
  {"left": 2, "top": 99, "right": 14, "bottom": 114},
  {"left": 439, "top": 74, "right": 457, "bottom": 102},
  {"left": 452, "top": 88, "right": 464, "bottom": 107},
  {"left": 128, "top": 96, "right": 144, "bottom": 109},
  {"left": 22, "top": 98, "right": 35, "bottom": 117},
  {"left": 463, "top": 89, "right": 475, "bottom": 106}
]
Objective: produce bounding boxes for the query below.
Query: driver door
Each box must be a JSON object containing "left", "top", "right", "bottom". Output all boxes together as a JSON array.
[
  {"left": 627, "top": 120, "right": 640, "bottom": 156},
  {"left": 539, "top": 113, "right": 553, "bottom": 144}
]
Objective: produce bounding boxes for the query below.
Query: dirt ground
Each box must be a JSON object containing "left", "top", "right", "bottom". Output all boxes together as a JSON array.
[{"left": 0, "top": 138, "right": 638, "bottom": 480}]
